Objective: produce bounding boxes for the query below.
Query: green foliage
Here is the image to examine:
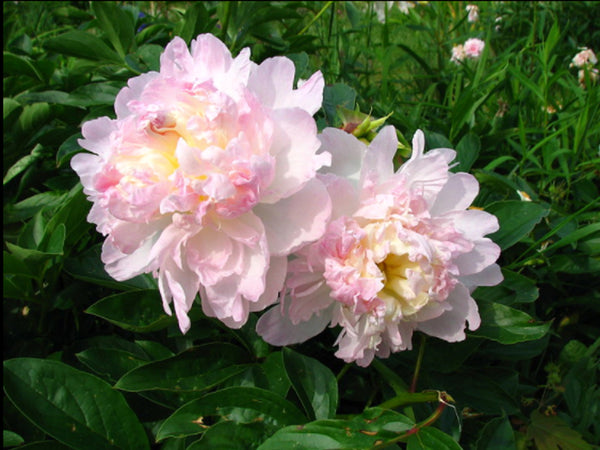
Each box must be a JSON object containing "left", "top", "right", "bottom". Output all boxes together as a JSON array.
[{"left": 3, "top": 1, "right": 599, "bottom": 449}]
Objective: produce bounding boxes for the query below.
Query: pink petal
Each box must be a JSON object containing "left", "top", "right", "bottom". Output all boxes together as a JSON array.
[
  {"left": 416, "top": 283, "right": 480, "bottom": 341},
  {"left": 360, "top": 125, "right": 398, "bottom": 187},
  {"left": 262, "top": 108, "right": 328, "bottom": 202},
  {"left": 255, "top": 177, "right": 331, "bottom": 256},
  {"left": 319, "top": 127, "right": 365, "bottom": 184},
  {"left": 256, "top": 302, "right": 332, "bottom": 346},
  {"left": 430, "top": 172, "right": 480, "bottom": 216}
]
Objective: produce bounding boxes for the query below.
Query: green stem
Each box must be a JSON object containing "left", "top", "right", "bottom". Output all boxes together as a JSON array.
[
  {"left": 410, "top": 334, "right": 426, "bottom": 393},
  {"left": 336, "top": 363, "right": 351, "bottom": 382},
  {"left": 298, "top": 1, "right": 333, "bottom": 36},
  {"left": 377, "top": 391, "right": 439, "bottom": 410}
]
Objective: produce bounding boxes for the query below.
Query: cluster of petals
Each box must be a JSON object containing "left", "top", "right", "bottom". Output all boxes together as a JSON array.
[
  {"left": 72, "top": 34, "right": 331, "bottom": 333},
  {"left": 466, "top": 4, "right": 479, "bottom": 23},
  {"left": 373, "top": 1, "right": 415, "bottom": 22},
  {"left": 570, "top": 47, "right": 598, "bottom": 88},
  {"left": 570, "top": 47, "right": 597, "bottom": 68},
  {"left": 257, "top": 126, "right": 503, "bottom": 366},
  {"left": 451, "top": 38, "right": 485, "bottom": 63}
]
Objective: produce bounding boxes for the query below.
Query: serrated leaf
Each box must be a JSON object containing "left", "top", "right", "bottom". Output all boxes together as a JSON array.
[
  {"left": 474, "top": 302, "right": 551, "bottom": 344},
  {"left": 257, "top": 408, "right": 414, "bottom": 450},
  {"left": 485, "top": 200, "right": 550, "bottom": 250},
  {"left": 283, "top": 348, "right": 338, "bottom": 420},
  {"left": 114, "top": 343, "right": 251, "bottom": 392},
  {"left": 156, "top": 387, "right": 307, "bottom": 441},
  {"left": 85, "top": 289, "right": 176, "bottom": 332},
  {"left": 527, "top": 410, "right": 592, "bottom": 450},
  {"left": 3, "top": 358, "right": 150, "bottom": 450}
]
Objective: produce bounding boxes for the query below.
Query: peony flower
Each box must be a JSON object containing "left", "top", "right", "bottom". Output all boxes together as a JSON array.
[
  {"left": 570, "top": 47, "right": 597, "bottom": 68},
  {"left": 72, "top": 34, "right": 331, "bottom": 333},
  {"left": 450, "top": 44, "right": 466, "bottom": 64},
  {"left": 257, "top": 126, "right": 502, "bottom": 367},
  {"left": 463, "top": 38, "right": 485, "bottom": 59},
  {"left": 466, "top": 4, "right": 479, "bottom": 23}
]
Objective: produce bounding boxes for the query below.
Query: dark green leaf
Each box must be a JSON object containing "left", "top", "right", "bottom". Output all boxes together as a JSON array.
[
  {"left": 187, "top": 421, "right": 269, "bottom": 450},
  {"left": 114, "top": 343, "right": 251, "bottom": 392},
  {"left": 474, "top": 269, "right": 539, "bottom": 306},
  {"left": 485, "top": 200, "right": 550, "bottom": 250},
  {"left": 455, "top": 133, "right": 480, "bottom": 172},
  {"left": 474, "top": 302, "right": 551, "bottom": 344},
  {"left": 257, "top": 407, "right": 414, "bottom": 450},
  {"left": 56, "top": 134, "right": 83, "bottom": 167},
  {"left": 92, "top": 2, "right": 135, "bottom": 58},
  {"left": 261, "top": 352, "right": 291, "bottom": 398},
  {"left": 85, "top": 289, "right": 176, "bottom": 332},
  {"left": 3, "top": 358, "right": 150, "bottom": 450},
  {"left": 323, "top": 83, "right": 356, "bottom": 126},
  {"left": 407, "top": 427, "right": 462, "bottom": 450},
  {"left": 64, "top": 244, "right": 156, "bottom": 290},
  {"left": 3, "top": 430, "right": 24, "bottom": 447},
  {"left": 283, "top": 348, "right": 338, "bottom": 420},
  {"left": 156, "top": 387, "right": 307, "bottom": 441},
  {"left": 3, "top": 51, "right": 43, "bottom": 80},
  {"left": 44, "top": 30, "right": 121, "bottom": 63},
  {"left": 76, "top": 347, "right": 149, "bottom": 382},
  {"left": 476, "top": 415, "right": 517, "bottom": 450}
]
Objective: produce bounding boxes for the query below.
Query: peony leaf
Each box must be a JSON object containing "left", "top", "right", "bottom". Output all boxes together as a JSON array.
[
  {"left": 114, "top": 343, "right": 251, "bottom": 392},
  {"left": 474, "top": 302, "right": 551, "bottom": 344},
  {"left": 64, "top": 244, "right": 156, "bottom": 291},
  {"left": 76, "top": 347, "right": 150, "bottom": 383},
  {"left": 156, "top": 386, "right": 307, "bottom": 441},
  {"left": 3, "top": 430, "right": 24, "bottom": 447},
  {"left": 85, "top": 289, "right": 175, "bottom": 332},
  {"left": 407, "top": 427, "right": 462, "bottom": 450},
  {"left": 186, "top": 421, "right": 268, "bottom": 450},
  {"left": 44, "top": 30, "right": 121, "bottom": 63},
  {"left": 455, "top": 133, "right": 480, "bottom": 172},
  {"left": 282, "top": 347, "right": 338, "bottom": 420},
  {"left": 261, "top": 351, "right": 292, "bottom": 398},
  {"left": 257, "top": 407, "right": 414, "bottom": 450},
  {"left": 91, "top": 2, "right": 135, "bottom": 58},
  {"left": 3, "top": 358, "right": 150, "bottom": 450},
  {"left": 476, "top": 415, "right": 517, "bottom": 450},
  {"left": 485, "top": 200, "right": 549, "bottom": 250},
  {"left": 527, "top": 410, "right": 592, "bottom": 450}
]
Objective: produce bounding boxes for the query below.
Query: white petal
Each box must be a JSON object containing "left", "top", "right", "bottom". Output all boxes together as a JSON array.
[
  {"left": 430, "top": 172, "right": 479, "bottom": 216},
  {"left": 255, "top": 177, "right": 331, "bottom": 256},
  {"left": 256, "top": 302, "right": 332, "bottom": 346}
]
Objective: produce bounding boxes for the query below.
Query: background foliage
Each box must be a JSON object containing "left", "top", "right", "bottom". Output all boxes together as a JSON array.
[{"left": 3, "top": 1, "right": 599, "bottom": 449}]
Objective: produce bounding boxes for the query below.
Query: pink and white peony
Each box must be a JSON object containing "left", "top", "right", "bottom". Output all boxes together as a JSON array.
[
  {"left": 463, "top": 38, "right": 485, "bottom": 59},
  {"left": 570, "top": 47, "right": 597, "bottom": 68},
  {"left": 257, "top": 126, "right": 503, "bottom": 367},
  {"left": 72, "top": 34, "right": 331, "bottom": 333}
]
